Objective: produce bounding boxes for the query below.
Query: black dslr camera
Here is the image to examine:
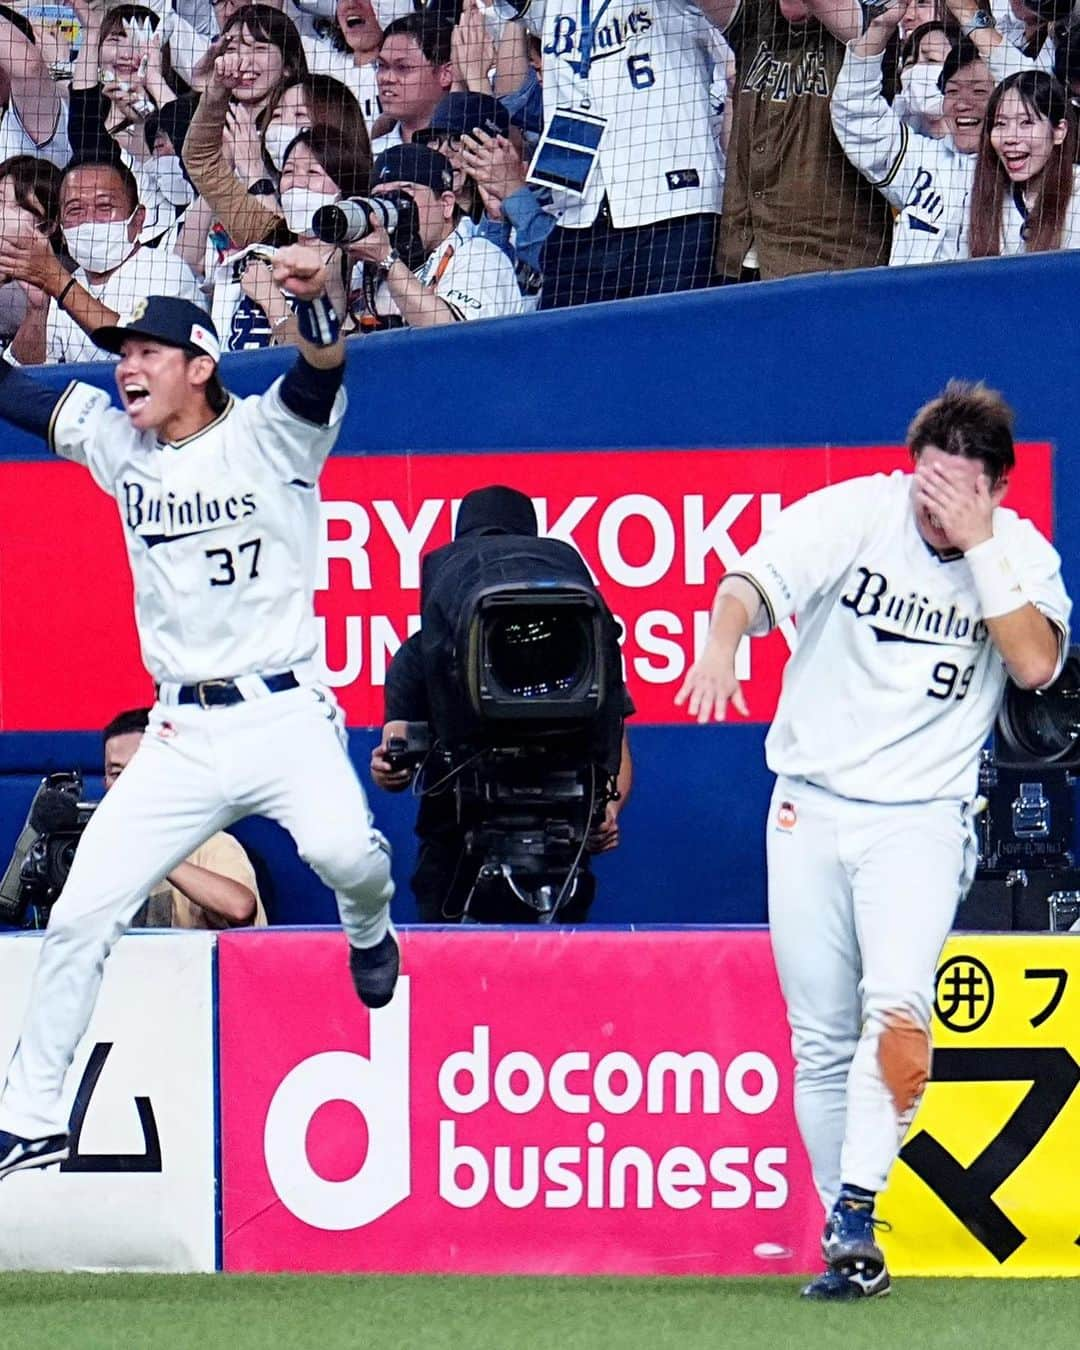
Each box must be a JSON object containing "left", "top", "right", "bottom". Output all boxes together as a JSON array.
[{"left": 0, "top": 772, "right": 97, "bottom": 929}]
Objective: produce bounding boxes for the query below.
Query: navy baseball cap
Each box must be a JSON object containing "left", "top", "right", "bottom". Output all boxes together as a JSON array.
[
  {"left": 372, "top": 143, "right": 455, "bottom": 195},
  {"left": 92, "top": 297, "right": 221, "bottom": 362},
  {"left": 425, "top": 92, "right": 512, "bottom": 140}
]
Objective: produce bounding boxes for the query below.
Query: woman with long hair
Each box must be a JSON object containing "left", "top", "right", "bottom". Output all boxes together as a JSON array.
[
  {"left": 259, "top": 72, "right": 369, "bottom": 176},
  {"left": 967, "top": 70, "right": 1080, "bottom": 256},
  {"left": 238, "top": 126, "right": 369, "bottom": 347},
  {"left": 67, "top": 3, "right": 190, "bottom": 164},
  {"left": 0, "top": 154, "right": 64, "bottom": 345},
  {"left": 190, "top": 100, "right": 370, "bottom": 351}
]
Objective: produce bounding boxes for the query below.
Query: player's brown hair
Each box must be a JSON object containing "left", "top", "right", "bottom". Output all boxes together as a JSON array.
[
  {"left": 203, "top": 369, "right": 229, "bottom": 415},
  {"left": 907, "top": 380, "right": 1015, "bottom": 485},
  {"left": 969, "top": 72, "right": 1077, "bottom": 258}
]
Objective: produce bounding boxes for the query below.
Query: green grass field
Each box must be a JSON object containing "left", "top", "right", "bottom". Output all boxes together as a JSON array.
[{"left": 2, "top": 1274, "right": 1079, "bottom": 1350}]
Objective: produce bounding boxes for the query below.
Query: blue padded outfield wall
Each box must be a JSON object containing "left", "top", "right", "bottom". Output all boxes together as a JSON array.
[{"left": 0, "top": 254, "right": 1076, "bottom": 926}]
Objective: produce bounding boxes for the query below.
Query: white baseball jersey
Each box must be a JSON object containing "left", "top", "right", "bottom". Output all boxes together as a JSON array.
[
  {"left": 831, "top": 43, "right": 1035, "bottom": 266},
  {"left": 366, "top": 221, "right": 525, "bottom": 322},
  {"left": 493, "top": 0, "right": 724, "bottom": 229},
  {"left": 46, "top": 376, "right": 346, "bottom": 684},
  {"left": 46, "top": 249, "right": 206, "bottom": 365},
  {"left": 731, "top": 471, "right": 1070, "bottom": 803},
  {"left": 303, "top": 45, "right": 382, "bottom": 125},
  {"left": 957, "top": 179, "right": 1080, "bottom": 257}
]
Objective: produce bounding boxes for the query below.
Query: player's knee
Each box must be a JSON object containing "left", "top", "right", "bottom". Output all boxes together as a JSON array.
[
  {"left": 43, "top": 901, "right": 114, "bottom": 961},
  {"left": 302, "top": 827, "right": 391, "bottom": 897},
  {"left": 876, "top": 1008, "right": 931, "bottom": 1114},
  {"left": 789, "top": 1021, "right": 859, "bottom": 1078}
]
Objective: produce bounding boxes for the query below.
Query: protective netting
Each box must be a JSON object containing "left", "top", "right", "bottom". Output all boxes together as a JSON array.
[{"left": 0, "top": 0, "right": 1077, "bottom": 361}]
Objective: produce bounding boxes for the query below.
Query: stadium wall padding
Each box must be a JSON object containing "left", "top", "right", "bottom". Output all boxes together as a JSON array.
[{"left": 0, "top": 254, "right": 1076, "bottom": 925}]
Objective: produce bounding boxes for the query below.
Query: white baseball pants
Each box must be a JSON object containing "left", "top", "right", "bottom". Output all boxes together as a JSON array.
[
  {"left": 766, "top": 776, "right": 974, "bottom": 1211},
  {"left": 0, "top": 684, "right": 393, "bottom": 1139}
]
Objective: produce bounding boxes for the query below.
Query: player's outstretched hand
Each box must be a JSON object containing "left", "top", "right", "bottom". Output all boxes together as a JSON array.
[
  {"left": 674, "top": 649, "right": 749, "bottom": 724},
  {"left": 271, "top": 245, "right": 329, "bottom": 302}
]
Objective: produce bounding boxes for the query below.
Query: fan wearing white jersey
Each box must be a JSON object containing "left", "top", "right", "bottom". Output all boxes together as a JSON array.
[
  {"left": 676, "top": 381, "right": 1070, "bottom": 1301},
  {"left": 0, "top": 246, "right": 399, "bottom": 1185},
  {"left": 491, "top": 0, "right": 726, "bottom": 306},
  {"left": 831, "top": 0, "right": 1036, "bottom": 265}
]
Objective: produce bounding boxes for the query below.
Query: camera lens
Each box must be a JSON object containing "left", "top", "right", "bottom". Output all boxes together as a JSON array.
[
  {"left": 487, "top": 610, "right": 590, "bottom": 698},
  {"left": 998, "top": 652, "right": 1080, "bottom": 763}
]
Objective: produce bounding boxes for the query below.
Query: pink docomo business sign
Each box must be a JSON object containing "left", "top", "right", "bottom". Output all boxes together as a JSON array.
[{"left": 218, "top": 930, "right": 821, "bottom": 1274}]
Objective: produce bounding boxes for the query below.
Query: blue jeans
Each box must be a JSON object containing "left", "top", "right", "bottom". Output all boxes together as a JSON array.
[{"left": 538, "top": 206, "right": 718, "bottom": 310}]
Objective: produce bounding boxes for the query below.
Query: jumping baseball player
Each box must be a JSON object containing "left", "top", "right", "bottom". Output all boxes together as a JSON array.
[
  {"left": 676, "top": 381, "right": 1070, "bottom": 1299},
  {"left": 0, "top": 245, "right": 398, "bottom": 1183}
]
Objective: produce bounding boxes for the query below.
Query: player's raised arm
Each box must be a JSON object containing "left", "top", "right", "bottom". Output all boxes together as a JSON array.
[
  {"left": 271, "top": 245, "right": 345, "bottom": 374},
  {"left": 0, "top": 360, "right": 72, "bottom": 447},
  {"left": 911, "top": 453, "right": 1064, "bottom": 689}
]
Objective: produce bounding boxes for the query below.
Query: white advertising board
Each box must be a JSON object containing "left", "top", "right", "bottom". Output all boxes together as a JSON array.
[{"left": 0, "top": 932, "right": 217, "bottom": 1272}]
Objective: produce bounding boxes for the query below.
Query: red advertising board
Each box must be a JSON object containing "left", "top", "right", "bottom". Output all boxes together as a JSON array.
[
  {"left": 217, "top": 929, "right": 821, "bottom": 1275},
  {"left": 0, "top": 446, "right": 1052, "bottom": 730}
]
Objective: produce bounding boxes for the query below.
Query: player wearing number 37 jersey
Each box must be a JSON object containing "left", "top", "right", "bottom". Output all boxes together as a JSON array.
[
  {"left": 0, "top": 247, "right": 399, "bottom": 1185},
  {"left": 676, "top": 381, "right": 1071, "bottom": 1301}
]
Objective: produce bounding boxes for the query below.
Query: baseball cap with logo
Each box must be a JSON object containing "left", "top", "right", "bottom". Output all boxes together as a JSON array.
[
  {"left": 424, "top": 92, "right": 512, "bottom": 141},
  {"left": 372, "top": 143, "right": 455, "bottom": 195},
  {"left": 92, "top": 296, "right": 221, "bottom": 363}
]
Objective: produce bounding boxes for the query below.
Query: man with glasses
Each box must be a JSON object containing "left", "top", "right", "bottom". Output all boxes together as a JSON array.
[{"left": 372, "top": 12, "right": 455, "bottom": 153}]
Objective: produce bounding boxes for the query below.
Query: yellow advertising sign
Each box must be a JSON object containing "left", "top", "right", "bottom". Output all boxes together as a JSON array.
[{"left": 880, "top": 935, "right": 1080, "bottom": 1276}]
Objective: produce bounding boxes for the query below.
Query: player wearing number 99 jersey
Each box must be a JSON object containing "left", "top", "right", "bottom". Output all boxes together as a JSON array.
[
  {"left": 676, "top": 381, "right": 1070, "bottom": 1301},
  {"left": 0, "top": 251, "right": 400, "bottom": 1185}
]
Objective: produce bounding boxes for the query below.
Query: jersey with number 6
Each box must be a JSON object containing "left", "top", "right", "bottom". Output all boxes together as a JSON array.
[
  {"left": 496, "top": 0, "right": 723, "bottom": 229},
  {"left": 47, "top": 377, "right": 345, "bottom": 684},
  {"left": 729, "top": 471, "right": 1071, "bottom": 803}
]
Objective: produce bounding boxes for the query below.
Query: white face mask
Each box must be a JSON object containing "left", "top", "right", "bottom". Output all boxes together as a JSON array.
[
  {"left": 264, "top": 123, "right": 309, "bottom": 172},
  {"left": 154, "top": 154, "right": 193, "bottom": 208},
  {"left": 64, "top": 210, "right": 138, "bottom": 274},
  {"left": 895, "top": 64, "right": 946, "bottom": 123},
  {"left": 279, "top": 187, "right": 339, "bottom": 236}
]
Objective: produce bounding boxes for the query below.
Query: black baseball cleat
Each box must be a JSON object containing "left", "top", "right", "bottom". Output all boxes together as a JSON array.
[
  {"left": 0, "top": 1128, "right": 70, "bottom": 1181},
  {"left": 801, "top": 1263, "right": 892, "bottom": 1301},
  {"left": 349, "top": 930, "right": 400, "bottom": 1009},
  {"left": 821, "top": 1195, "right": 888, "bottom": 1273}
]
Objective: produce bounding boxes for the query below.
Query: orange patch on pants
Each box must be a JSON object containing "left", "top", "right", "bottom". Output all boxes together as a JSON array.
[{"left": 877, "top": 1012, "right": 931, "bottom": 1113}]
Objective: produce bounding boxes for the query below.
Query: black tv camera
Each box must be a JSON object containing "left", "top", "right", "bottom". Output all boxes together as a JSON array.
[
  {"left": 413, "top": 529, "right": 625, "bottom": 923},
  {"left": 0, "top": 772, "right": 97, "bottom": 929}
]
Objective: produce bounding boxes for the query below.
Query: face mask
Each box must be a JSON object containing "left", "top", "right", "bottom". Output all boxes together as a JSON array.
[
  {"left": 64, "top": 210, "right": 137, "bottom": 274},
  {"left": 264, "top": 123, "right": 309, "bottom": 172},
  {"left": 154, "top": 154, "right": 193, "bottom": 208},
  {"left": 895, "top": 64, "right": 945, "bottom": 123},
  {"left": 279, "top": 187, "right": 339, "bottom": 236}
]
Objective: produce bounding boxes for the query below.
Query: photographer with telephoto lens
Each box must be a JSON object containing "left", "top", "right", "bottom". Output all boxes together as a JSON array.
[{"left": 346, "top": 142, "right": 523, "bottom": 328}]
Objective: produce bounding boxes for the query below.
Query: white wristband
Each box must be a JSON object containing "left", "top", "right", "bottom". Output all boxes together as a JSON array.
[{"left": 964, "top": 535, "right": 1025, "bottom": 618}]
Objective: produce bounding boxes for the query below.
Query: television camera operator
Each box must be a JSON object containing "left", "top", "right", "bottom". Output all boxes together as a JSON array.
[{"left": 370, "top": 485, "right": 633, "bottom": 924}]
